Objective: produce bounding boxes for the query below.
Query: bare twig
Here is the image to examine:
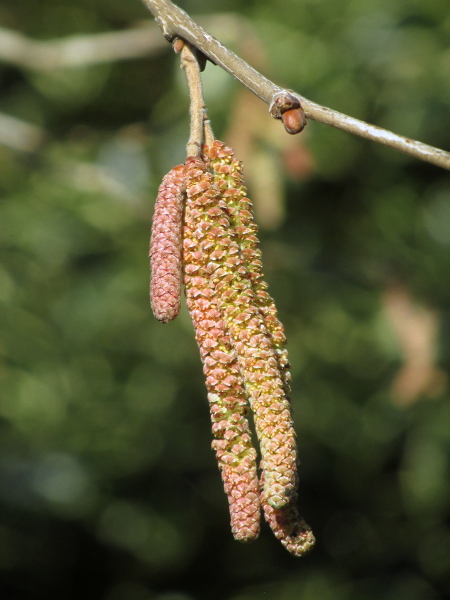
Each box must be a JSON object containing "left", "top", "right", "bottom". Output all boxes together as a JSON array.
[{"left": 141, "top": 0, "right": 450, "bottom": 171}]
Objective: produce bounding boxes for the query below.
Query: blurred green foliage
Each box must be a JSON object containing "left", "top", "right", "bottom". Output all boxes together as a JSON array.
[{"left": 0, "top": 1, "right": 450, "bottom": 599}]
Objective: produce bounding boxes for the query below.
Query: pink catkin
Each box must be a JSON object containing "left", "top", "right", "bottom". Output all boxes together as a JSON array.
[{"left": 150, "top": 164, "right": 185, "bottom": 323}]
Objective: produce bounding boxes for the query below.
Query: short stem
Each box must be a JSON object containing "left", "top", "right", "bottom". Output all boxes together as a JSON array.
[{"left": 203, "top": 113, "right": 214, "bottom": 147}]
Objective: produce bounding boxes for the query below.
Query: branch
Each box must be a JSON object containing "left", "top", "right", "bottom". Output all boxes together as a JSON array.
[
  {"left": 0, "top": 111, "right": 46, "bottom": 152},
  {"left": 0, "top": 16, "right": 254, "bottom": 70},
  {"left": 141, "top": 0, "right": 450, "bottom": 171}
]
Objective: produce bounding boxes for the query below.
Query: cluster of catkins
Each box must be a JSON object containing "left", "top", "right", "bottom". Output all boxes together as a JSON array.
[{"left": 149, "top": 140, "right": 315, "bottom": 556}]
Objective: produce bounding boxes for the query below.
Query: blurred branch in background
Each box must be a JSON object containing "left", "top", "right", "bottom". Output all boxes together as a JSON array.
[
  {"left": 0, "top": 14, "right": 256, "bottom": 152},
  {"left": 382, "top": 282, "right": 447, "bottom": 407},
  {"left": 0, "top": 14, "right": 255, "bottom": 70},
  {"left": 0, "top": 111, "right": 46, "bottom": 152},
  {"left": 141, "top": 0, "right": 450, "bottom": 170},
  {"left": 0, "top": 24, "right": 166, "bottom": 69}
]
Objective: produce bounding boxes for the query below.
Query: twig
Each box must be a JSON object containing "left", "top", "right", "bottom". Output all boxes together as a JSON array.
[
  {"left": 141, "top": 0, "right": 450, "bottom": 171},
  {"left": 203, "top": 114, "right": 214, "bottom": 148}
]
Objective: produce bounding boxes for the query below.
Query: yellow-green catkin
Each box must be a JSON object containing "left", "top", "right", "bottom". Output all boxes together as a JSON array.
[
  {"left": 184, "top": 155, "right": 297, "bottom": 510},
  {"left": 260, "top": 471, "right": 315, "bottom": 557},
  {"left": 205, "top": 141, "right": 291, "bottom": 396},
  {"left": 183, "top": 157, "right": 261, "bottom": 541}
]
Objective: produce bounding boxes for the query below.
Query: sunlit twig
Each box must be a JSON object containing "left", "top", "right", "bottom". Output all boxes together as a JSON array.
[{"left": 141, "top": 0, "right": 450, "bottom": 171}]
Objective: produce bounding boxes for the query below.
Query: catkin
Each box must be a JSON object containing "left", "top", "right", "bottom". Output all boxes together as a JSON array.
[
  {"left": 150, "top": 164, "right": 185, "bottom": 323},
  {"left": 183, "top": 158, "right": 261, "bottom": 541},
  {"left": 151, "top": 149, "right": 314, "bottom": 555},
  {"left": 205, "top": 141, "right": 291, "bottom": 396},
  {"left": 184, "top": 156, "right": 297, "bottom": 510}
]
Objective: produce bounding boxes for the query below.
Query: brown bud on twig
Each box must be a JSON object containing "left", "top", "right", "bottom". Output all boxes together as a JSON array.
[
  {"left": 281, "top": 108, "right": 307, "bottom": 135},
  {"left": 172, "top": 37, "right": 185, "bottom": 54},
  {"left": 149, "top": 164, "right": 185, "bottom": 323}
]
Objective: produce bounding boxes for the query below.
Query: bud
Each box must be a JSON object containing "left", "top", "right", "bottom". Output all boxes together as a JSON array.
[
  {"left": 269, "top": 90, "right": 307, "bottom": 135},
  {"left": 282, "top": 108, "right": 307, "bottom": 135},
  {"left": 172, "top": 38, "right": 185, "bottom": 54}
]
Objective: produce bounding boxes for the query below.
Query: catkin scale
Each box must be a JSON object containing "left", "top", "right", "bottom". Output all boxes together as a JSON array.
[{"left": 150, "top": 165, "right": 185, "bottom": 323}]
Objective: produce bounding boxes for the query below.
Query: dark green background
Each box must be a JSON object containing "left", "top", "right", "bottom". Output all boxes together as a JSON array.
[{"left": 1, "top": 1, "right": 450, "bottom": 599}]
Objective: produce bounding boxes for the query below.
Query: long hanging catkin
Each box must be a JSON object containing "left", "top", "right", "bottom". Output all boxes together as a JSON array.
[
  {"left": 205, "top": 140, "right": 291, "bottom": 395},
  {"left": 184, "top": 156, "right": 297, "bottom": 511},
  {"left": 183, "top": 157, "right": 261, "bottom": 541}
]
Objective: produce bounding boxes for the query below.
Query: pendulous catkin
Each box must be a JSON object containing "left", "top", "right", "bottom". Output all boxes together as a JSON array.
[
  {"left": 150, "top": 148, "right": 314, "bottom": 556},
  {"left": 150, "top": 164, "right": 185, "bottom": 323},
  {"left": 205, "top": 141, "right": 291, "bottom": 396},
  {"left": 183, "top": 158, "right": 261, "bottom": 541},
  {"left": 183, "top": 156, "right": 297, "bottom": 511}
]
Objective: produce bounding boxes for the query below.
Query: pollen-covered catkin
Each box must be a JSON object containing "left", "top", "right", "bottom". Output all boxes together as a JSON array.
[
  {"left": 150, "top": 164, "right": 185, "bottom": 323},
  {"left": 183, "top": 159, "right": 260, "bottom": 542},
  {"left": 184, "top": 156, "right": 297, "bottom": 510},
  {"left": 205, "top": 141, "right": 291, "bottom": 396}
]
